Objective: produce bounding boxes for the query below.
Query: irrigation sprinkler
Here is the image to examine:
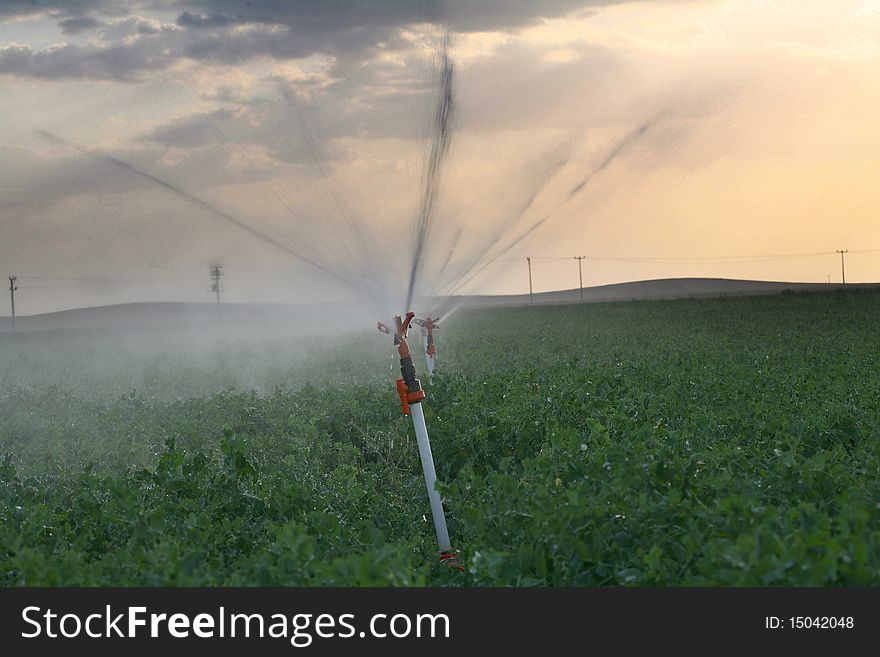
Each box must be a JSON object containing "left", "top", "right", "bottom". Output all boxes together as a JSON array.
[
  {"left": 414, "top": 317, "right": 440, "bottom": 377},
  {"left": 378, "top": 312, "right": 458, "bottom": 568}
]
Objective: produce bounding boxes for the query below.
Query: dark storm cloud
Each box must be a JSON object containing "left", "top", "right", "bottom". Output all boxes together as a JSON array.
[
  {"left": 0, "top": 0, "right": 621, "bottom": 27},
  {"left": 0, "top": 17, "right": 378, "bottom": 80},
  {"left": 0, "top": 1, "right": 130, "bottom": 19},
  {"left": 176, "top": 1, "right": 618, "bottom": 33},
  {"left": 0, "top": 1, "right": 638, "bottom": 81}
]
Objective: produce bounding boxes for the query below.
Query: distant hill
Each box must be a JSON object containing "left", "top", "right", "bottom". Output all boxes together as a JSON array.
[
  {"left": 1, "top": 278, "right": 876, "bottom": 334},
  {"left": 457, "top": 277, "right": 877, "bottom": 308},
  {"left": 0, "top": 301, "right": 341, "bottom": 336}
]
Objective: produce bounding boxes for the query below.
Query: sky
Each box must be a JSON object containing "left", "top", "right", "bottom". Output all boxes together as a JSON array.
[{"left": 2, "top": 0, "right": 880, "bottom": 315}]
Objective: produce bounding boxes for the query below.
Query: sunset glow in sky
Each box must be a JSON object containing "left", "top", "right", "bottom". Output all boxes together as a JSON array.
[{"left": 2, "top": 1, "right": 880, "bottom": 314}]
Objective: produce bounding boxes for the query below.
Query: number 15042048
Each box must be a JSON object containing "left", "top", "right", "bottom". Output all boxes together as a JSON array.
[{"left": 765, "top": 616, "right": 854, "bottom": 629}]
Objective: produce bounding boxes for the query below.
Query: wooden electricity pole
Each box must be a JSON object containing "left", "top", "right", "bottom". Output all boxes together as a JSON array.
[
  {"left": 209, "top": 266, "right": 223, "bottom": 304},
  {"left": 574, "top": 256, "right": 586, "bottom": 301},
  {"left": 836, "top": 250, "right": 848, "bottom": 285},
  {"left": 8, "top": 276, "right": 17, "bottom": 333},
  {"left": 209, "top": 266, "right": 223, "bottom": 319},
  {"left": 527, "top": 257, "right": 533, "bottom": 304}
]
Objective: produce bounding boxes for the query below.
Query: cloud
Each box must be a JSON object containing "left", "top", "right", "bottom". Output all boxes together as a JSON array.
[
  {"left": 175, "top": 1, "right": 617, "bottom": 33},
  {"left": 0, "top": 16, "right": 190, "bottom": 80},
  {"left": 175, "top": 11, "right": 238, "bottom": 30},
  {"left": 144, "top": 108, "right": 237, "bottom": 147},
  {"left": 0, "top": 1, "right": 638, "bottom": 81},
  {"left": 0, "top": 18, "right": 375, "bottom": 80},
  {"left": 0, "top": 1, "right": 131, "bottom": 20},
  {"left": 58, "top": 16, "right": 104, "bottom": 35},
  {"left": 0, "top": 36, "right": 173, "bottom": 81}
]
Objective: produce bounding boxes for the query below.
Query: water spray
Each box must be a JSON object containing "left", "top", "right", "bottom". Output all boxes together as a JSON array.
[
  {"left": 33, "top": 129, "right": 377, "bottom": 303},
  {"left": 414, "top": 317, "right": 440, "bottom": 377},
  {"left": 378, "top": 312, "right": 457, "bottom": 568}
]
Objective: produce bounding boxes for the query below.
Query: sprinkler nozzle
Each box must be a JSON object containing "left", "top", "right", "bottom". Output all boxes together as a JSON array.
[
  {"left": 415, "top": 317, "right": 440, "bottom": 357},
  {"left": 381, "top": 312, "right": 426, "bottom": 414}
]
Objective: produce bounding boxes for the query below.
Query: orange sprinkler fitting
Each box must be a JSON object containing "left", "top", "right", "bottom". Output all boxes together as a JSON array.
[
  {"left": 379, "top": 312, "right": 426, "bottom": 416},
  {"left": 439, "top": 549, "right": 465, "bottom": 571},
  {"left": 395, "top": 377, "right": 425, "bottom": 416},
  {"left": 396, "top": 378, "right": 410, "bottom": 415}
]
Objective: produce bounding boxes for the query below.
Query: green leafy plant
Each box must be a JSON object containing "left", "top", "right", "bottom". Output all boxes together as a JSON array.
[{"left": 2, "top": 289, "right": 879, "bottom": 585}]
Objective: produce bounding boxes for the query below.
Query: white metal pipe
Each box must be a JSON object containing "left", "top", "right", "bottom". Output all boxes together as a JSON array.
[
  {"left": 422, "top": 333, "right": 435, "bottom": 376},
  {"left": 409, "top": 402, "right": 451, "bottom": 551}
]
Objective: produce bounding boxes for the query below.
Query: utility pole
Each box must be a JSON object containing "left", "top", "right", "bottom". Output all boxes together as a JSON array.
[
  {"left": 8, "top": 276, "right": 17, "bottom": 333},
  {"left": 209, "top": 266, "right": 223, "bottom": 315},
  {"left": 574, "top": 256, "right": 586, "bottom": 302},
  {"left": 836, "top": 250, "right": 848, "bottom": 285},
  {"left": 526, "top": 257, "right": 533, "bottom": 304}
]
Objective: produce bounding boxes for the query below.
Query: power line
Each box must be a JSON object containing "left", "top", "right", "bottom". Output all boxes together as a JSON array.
[
  {"left": 525, "top": 249, "right": 878, "bottom": 264},
  {"left": 18, "top": 275, "right": 141, "bottom": 282},
  {"left": 15, "top": 280, "right": 172, "bottom": 289},
  {"left": 16, "top": 275, "right": 176, "bottom": 284},
  {"left": 587, "top": 251, "right": 834, "bottom": 263},
  {"left": 518, "top": 247, "right": 876, "bottom": 297}
]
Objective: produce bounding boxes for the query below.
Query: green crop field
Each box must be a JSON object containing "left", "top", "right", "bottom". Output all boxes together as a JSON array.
[{"left": 2, "top": 288, "right": 880, "bottom": 586}]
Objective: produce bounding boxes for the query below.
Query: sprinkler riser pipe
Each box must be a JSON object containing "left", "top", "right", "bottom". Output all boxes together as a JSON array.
[
  {"left": 409, "top": 402, "right": 451, "bottom": 551},
  {"left": 422, "top": 333, "right": 436, "bottom": 376}
]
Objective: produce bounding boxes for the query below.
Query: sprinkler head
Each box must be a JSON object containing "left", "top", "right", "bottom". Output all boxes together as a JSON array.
[
  {"left": 381, "top": 312, "right": 426, "bottom": 414},
  {"left": 414, "top": 317, "right": 441, "bottom": 333},
  {"left": 414, "top": 317, "right": 440, "bottom": 358}
]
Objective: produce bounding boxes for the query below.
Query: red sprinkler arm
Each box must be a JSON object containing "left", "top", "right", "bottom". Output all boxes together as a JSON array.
[{"left": 395, "top": 312, "right": 415, "bottom": 343}]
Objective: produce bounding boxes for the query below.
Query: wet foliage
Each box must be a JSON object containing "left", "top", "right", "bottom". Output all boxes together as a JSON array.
[{"left": 2, "top": 289, "right": 880, "bottom": 585}]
